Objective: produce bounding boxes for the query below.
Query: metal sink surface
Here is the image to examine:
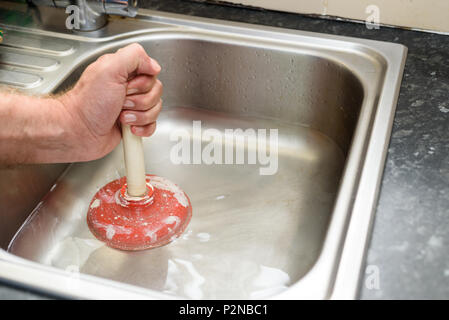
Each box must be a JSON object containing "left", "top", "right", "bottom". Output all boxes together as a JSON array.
[{"left": 0, "top": 3, "right": 406, "bottom": 299}]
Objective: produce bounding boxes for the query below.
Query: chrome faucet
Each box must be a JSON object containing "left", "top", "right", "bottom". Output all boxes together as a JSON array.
[{"left": 29, "top": 0, "right": 138, "bottom": 31}]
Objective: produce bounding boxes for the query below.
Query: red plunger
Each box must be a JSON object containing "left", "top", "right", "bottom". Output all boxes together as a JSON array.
[{"left": 86, "top": 124, "right": 192, "bottom": 251}]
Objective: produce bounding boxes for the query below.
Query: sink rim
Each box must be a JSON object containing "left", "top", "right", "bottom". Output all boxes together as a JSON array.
[{"left": 0, "top": 7, "right": 407, "bottom": 300}]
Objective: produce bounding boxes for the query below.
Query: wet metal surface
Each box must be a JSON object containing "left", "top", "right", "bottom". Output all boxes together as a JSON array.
[
  {"left": 10, "top": 108, "right": 344, "bottom": 299},
  {"left": 0, "top": 4, "right": 406, "bottom": 299}
]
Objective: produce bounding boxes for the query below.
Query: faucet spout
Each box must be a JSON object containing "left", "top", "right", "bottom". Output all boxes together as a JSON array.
[{"left": 31, "top": 0, "right": 138, "bottom": 31}]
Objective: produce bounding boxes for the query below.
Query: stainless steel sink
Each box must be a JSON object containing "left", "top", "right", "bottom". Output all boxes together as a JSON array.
[{"left": 0, "top": 3, "right": 407, "bottom": 299}]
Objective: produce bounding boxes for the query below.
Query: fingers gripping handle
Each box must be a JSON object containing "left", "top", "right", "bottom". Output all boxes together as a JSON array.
[{"left": 122, "top": 125, "right": 147, "bottom": 197}]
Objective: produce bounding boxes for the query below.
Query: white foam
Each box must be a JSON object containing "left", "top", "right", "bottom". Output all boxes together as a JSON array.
[
  {"left": 164, "top": 216, "right": 181, "bottom": 230},
  {"left": 105, "top": 225, "right": 116, "bottom": 240},
  {"left": 250, "top": 265, "right": 290, "bottom": 299},
  {"left": 173, "top": 258, "right": 205, "bottom": 299},
  {"left": 150, "top": 176, "right": 189, "bottom": 208},
  {"left": 90, "top": 199, "right": 101, "bottom": 209},
  {"left": 92, "top": 222, "right": 132, "bottom": 238},
  {"left": 196, "top": 232, "right": 210, "bottom": 242}
]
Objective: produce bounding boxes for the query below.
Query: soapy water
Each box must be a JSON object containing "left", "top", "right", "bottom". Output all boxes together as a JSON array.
[
  {"left": 28, "top": 185, "right": 293, "bottom": 298},
  {"left": 8, "top": 108, "right": 345, "bottom": 299},
  {"left": 45, "top": 228, "right": 291, "bottom": 299}
]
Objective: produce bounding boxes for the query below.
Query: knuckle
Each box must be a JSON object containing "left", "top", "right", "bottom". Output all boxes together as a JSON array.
[
  {"left": 143, "top": 93, "right": 154, "bottom": 107},
  {"left": 145, "top": 110, "right": 155, "bottom": 122},
  {"left": 131, "top": 43, "right": 146, "bottom": 55},
  {"left": 143, "top": 76, "right": 155, "bottom": 90},
  {"left": 93, "top": 54, "right": 115, "bottom": 73},
  {"left": 97, "top": 53, "right": 113, "bottom": 63},
  {"left": 151, "top": 122, "right": 157, "bottom": 132},
  {"left": 156, "top": 79, "right": 163, "bottom": 92},
  {"left": 118, "top": 43, "right": 146, "bottom": 59},
  {"left": 146, "top": 123, "right": 156, "bottom": 136}
]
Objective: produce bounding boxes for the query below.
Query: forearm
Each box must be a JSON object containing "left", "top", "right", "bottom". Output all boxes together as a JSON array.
[
  {"left": 0, "top": 92, "right": 74, "bottom": 164},
  {"left": 0, "top": 44, "right": 162, "bottom": 165}
]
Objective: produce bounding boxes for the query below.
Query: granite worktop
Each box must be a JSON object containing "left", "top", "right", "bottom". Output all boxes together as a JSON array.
[{"left": 1, "top": 0, "right": 448, "bottom": 299}]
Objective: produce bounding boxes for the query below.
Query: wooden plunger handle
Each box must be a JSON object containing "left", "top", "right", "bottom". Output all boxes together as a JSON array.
[{"left": 122, "top": 124, "right": 147, "bottom": 197}]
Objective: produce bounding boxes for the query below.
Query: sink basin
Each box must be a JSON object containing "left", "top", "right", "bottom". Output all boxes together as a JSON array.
[{"left": 0, "top": 4, "right": 406, "bottom": 299}]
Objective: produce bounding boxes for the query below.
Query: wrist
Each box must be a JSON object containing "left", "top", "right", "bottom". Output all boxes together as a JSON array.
[
  {"left": 32, "top": 96, "right": 74, "bottom": 163},
  {"left": 54, "top": 90, "right": 88, "bottom": 162},
  {"left": 55, "top": 89, "right": 106, "bottom": 162}
]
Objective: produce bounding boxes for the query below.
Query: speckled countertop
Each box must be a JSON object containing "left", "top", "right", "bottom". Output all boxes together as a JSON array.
[{"left": 2, "top": 0, "right": 448, "bottom": 300}]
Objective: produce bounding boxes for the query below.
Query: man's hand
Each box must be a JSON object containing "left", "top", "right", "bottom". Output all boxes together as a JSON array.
[
  {"left": 0, "top": 43, "right": 163, "bottom": 164},
  {"left": 59, "top": 43, "right": 163, "bottom": 161}
]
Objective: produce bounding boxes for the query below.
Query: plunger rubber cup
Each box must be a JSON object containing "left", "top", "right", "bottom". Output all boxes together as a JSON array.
[{"left": 87, "top": 174, "right": 192, "bottom": 251}]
